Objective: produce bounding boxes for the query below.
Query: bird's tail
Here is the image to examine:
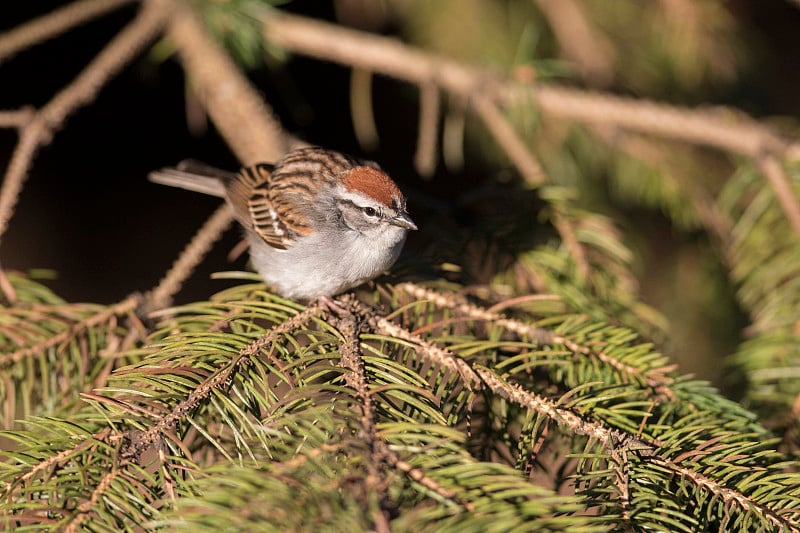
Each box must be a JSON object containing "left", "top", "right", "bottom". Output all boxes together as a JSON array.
[{"left": 148, "top": 160, "right": 237, "bottom": 198}]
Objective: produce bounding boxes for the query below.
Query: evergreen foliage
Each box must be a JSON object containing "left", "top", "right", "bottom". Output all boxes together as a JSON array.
[{"left": 3, "top": 0, "right": 800, "bottom": 531}]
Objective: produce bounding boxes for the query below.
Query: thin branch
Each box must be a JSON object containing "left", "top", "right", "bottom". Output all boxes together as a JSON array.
[
  {"left": 376, "top": 317, "right": 481, "bottom": 391},
  {"left": 442, "top": 98, "right": 466, "bottom": 171},
  {"left": 261, "top": 10, "right": 800, "bottom": 160},
  {"left": 0, "top": 295, "right": 140, "bottom": 367},
  {"left": 414, "top": 83, "right": 440, "bottom": 177},
  {"left": 4, "top": 428, "right": 112, "bottom": 494},
  {"left": 0, "top": 108, "right": 34, "bottom": 129},
  {"left": 350, "top": 68, "right": 379, "bottom": 151},
  {"left": 531, "top": 85, "right": 795, "bottom": 159},
  {"left": 63, "top": 468, "right": 122, "bottom": 533},
  {"left": 757, "top": 154, "right": 800, "bottom": 237},
  {"left": 0, "top": 1, "right": 166, "bottom": 245},
  {"left": 398, "top": 283, "right": 676, "bottom": 396},
  {"left": 120, "top": 305, "right": 320, "bottom": 459},
  {"left": 552, "top": 210, "right": 590, "bottom": 281},
  {"left": 342, "top": 302, "right": 471, "bottom": 511},
  {"left": 470, "top": 93, "right": 545, "bottom": 185},
  {"left": 0, "top": 0, "right": 135, "bottom": 62},
  {"left": 143, "top": 204, "right": 233, "bottom": 312}
]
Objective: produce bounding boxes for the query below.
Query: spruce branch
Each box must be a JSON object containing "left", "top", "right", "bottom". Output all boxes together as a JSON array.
[
  {"left": 476, "top": 368, "right": 800, "bottom": 532},
  {"left": 335, "top": 300, "right": 468, "bottom": 510},
  {"left": 3, "top": 3, "right": 800, "bottom": 530},
  {"left": 120, "top": 304, "right": 321, "bottom": 459},
  {"left": 398, "top": 283, "right": 676, "bottom": 396},
  {"left": 0, "top": 295, "right": 140, "bottom": 368}
]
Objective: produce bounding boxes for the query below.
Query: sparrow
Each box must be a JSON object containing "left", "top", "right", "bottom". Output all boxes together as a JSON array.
[{"left": 149, "top": 146, "right": 417, "bottom": 301}]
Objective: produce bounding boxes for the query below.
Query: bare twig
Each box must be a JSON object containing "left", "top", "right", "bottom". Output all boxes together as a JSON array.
[
  {"left": 757, "top": 154, "right": 800, "bottom": 237},
  {"left": 442, "top": 98, "right": 466, "bottom": 171},
  {"left": 414, "top": 83, "right": 440, "bottom": 177},
  {"left": 531, "top": 85, "right": 795, "bottom": 159},
  {"left": 0, "top": 0, "right": 135, "bottom": 62},
  {"left": 144, "top": 204, "right": 234, "bottom": 312},
  {"left": 261, "top": 10, "right": 800, "bottom": 161},
  {"left": 0, "top": 1, "right": 166, "bottom": 244},
  {"left": 0, "top": 108, "right": 34, "bottom": 129},
  {"left": 552, "top": 211, "right": 590, "bottom": 281},
  {"left": 471, "top": 93, "right": 545, "bottom": 185},
  {"left": 350, "top": 68, "right": 379, "bottom": 150}
]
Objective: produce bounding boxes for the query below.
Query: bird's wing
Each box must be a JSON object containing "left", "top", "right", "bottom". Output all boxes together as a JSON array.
[{"left": 227, "top": 163, "right": 314, "bottom": 250}]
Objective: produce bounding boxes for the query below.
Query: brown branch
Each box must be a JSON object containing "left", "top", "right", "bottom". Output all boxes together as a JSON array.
[
  {"left": 261, "top": 10, "right": 800, "bottom": 163},
  {"left": 143, "top": 204, "right": 233, "bottom": 312},
  {"left": 531, "top": 85, "right": 795, "bottom": 159},
  {"left": 442, "top": 99, "right": 466, "bottom": 171},
  {"left": 0, "top": 0, "right": 135, "bottom": 62},
  {"left": 471, "top": 93, "right": 546, "bottom": 185},
  {"left": 376, "top": 317, "right": 481, "bottom": 391},
  {"left": 0, "top": 108, "right": 34, "bottom": 129},
  {"left": 414, "top": 83, "right": 440, "bottom": 177},
  {"left": 0, "top": 295, "right": 140, "bottom": 367},
  {"left": 398, "top": 283, "right": 676, "bottom": 396},
  {"left": 120, "top": 305, "right": 320, "bottom": 458},
  {"left": 757, "top": 154, "right": 800, "bottom": 237},
  {"left": 350, "top": 68, "right": 379, "bottom": 151},
  {"left": 63, "top": 468, "right": 122, "bottom": 533},
  {"left": 332, "top": 300, "right": 377, "bottom": 434},
  {"left": 0, "top": 1, "right": 166, "bottom": 244},
  {"left": 163, "top": 0, "right": 287, "bottom": 165},
  {"left": 477, "top": 367, "right": 799, "bottom": 533}
]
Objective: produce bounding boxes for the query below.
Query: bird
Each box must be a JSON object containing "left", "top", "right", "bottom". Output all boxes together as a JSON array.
[{"left": 149, "top": 146, "right": 417, "bottom": 302}]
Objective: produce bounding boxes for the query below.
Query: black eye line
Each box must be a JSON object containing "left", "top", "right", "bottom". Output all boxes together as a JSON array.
[{"left": 339, "top": 199, "right": 384, "bottom": 219}]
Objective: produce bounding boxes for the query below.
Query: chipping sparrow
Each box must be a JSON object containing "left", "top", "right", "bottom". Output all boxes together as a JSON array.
[{"left": 149, "top": 146, "right": 417, "bottom": 301}]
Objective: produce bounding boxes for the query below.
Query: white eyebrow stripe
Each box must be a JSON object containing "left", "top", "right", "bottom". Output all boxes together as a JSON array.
[{"left": 337, "top": 188, "right": 395, "bottom": 208}]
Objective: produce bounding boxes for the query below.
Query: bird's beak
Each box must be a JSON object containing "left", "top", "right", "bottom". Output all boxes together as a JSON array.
[{"left": 392, "top": 212, "right": 418, "bottom": 231}]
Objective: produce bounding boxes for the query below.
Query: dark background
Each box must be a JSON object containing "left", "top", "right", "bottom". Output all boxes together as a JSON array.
[{"left": 1, "top": 0, "right": 799, "bottom": 308}]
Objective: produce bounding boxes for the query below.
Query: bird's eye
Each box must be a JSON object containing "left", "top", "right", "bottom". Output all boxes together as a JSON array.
[{"left": 363, "top": 207, "right": 378, "bottom": 217}]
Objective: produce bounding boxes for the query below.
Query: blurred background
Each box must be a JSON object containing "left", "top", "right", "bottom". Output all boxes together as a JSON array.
[{"left": 2, "top": 0, "right": 800, "bottom": 391}]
